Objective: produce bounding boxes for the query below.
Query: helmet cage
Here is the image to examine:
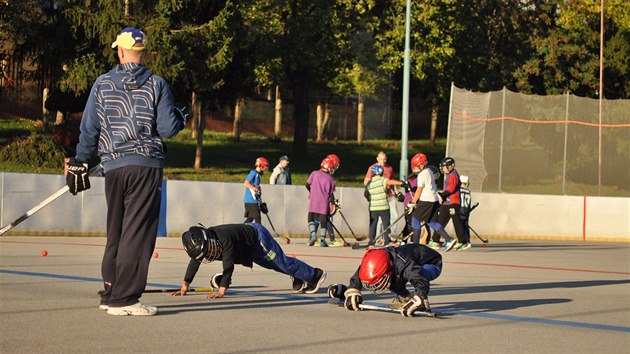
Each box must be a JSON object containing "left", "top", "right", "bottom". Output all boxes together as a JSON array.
[
  {"left": 361, "top": 273, "right": 391, "bottom": 294},
  {"left": 182, "top": 226, "right": 222, "bottom": 263}
]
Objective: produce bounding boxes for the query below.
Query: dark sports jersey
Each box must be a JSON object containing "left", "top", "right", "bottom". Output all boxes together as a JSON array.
[
  {"left": 460, "top": 187, "right": 472, "bottom": 216},
  {"left": 183, "top": 224, "right": 258, "bottom": 288},
  {"left": 348, "top": 244, "right": 442, "bottom": 297}
]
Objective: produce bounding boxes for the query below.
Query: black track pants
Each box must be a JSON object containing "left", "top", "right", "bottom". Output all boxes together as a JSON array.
[{"left": 101, "top": 166, "right": 163, "bottom": 307}]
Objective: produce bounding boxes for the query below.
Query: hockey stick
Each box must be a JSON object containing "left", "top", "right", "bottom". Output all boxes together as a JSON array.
[
  {"left": 256, "top": 195, "right": 290, "bottom": 244},
  {"left": 327, "top": 297, "right": 437, "bottom": 317},
  {"left": 358, "top": 303, "right": 438, "bottom": 318},
  {"left": 97, "top": 287, "right": 215, "bottom": 295},
  {"left": 0, "top": 164, "right": 103, "bottom": 236},
  {"left": 0, "top": 185, "right": 69, "bottom": 236},
  {"left": 337, "top": 209, "right": 366, "bottom": 241},
  {"left": 373, "top": 211, "right": 407, "bottom": 245},
  {"left": 469, "top": 225, "right": 488, "bottom": 243},
  {"left": 326, "top": 217, "right": 351, "bottom": 247},
  {"left": 263, "top": 212, "right": 290, "bottom": 244}
]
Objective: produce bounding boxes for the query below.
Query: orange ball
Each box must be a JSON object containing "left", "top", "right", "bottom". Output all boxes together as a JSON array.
[
  {"left": 41, "top": 250, "right": 48, "bottom": 256},
  {"left": 152, "top": 252, "right": 159, "bottom": 259}
]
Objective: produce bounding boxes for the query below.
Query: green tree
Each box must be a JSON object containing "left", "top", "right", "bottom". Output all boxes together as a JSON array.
[{"left": 515, "top": 0, "right": 630, "bottom": 99}]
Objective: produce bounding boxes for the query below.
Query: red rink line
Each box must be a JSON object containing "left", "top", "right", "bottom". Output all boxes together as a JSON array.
[{"left": 1, "top": 240, "right": 627, "bottom": 275}]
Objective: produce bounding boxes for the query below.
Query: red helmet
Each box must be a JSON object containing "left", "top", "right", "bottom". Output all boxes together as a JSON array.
[
  {"left": 255, "top": 157, "right": 269, "bottom": 170},
  {"left": 326, "top": 154, "right": 340, "bottom": 173},
  {"left": 321, "top": 157, "right": 334, "bottom": 173},
  {"left": 410, "top": 153, "right": 427, "bottom": 172},
  {"left": 358, "top": 249, "right": 392, "bottom": 294}
]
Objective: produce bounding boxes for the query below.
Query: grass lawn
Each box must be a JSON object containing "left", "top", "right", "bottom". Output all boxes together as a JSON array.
[{"left": 0, "top": 117, "right": 446, "bottom": 187}]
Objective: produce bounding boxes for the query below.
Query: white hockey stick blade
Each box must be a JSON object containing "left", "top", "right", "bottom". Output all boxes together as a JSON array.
[
  {"left": 359, "top": 303, "right": 438, "bottom": 317},
  {"left": 0, "top": 185, "right": 69, "bottom": 236}
]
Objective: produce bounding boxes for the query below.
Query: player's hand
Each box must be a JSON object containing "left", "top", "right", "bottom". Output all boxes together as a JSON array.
[
  {"left": 344, "top": 288, "right": 363, "bottom": 311},
  {"left": 327, "top": 284, "right": 348, "bottom": 300},
  {"left": 206, "top": 287, "right": 226, "bottom": 299},
  {"left": 405, "top": 203, "right": 416, "bottom": 214},
  {"left": 401, "top": 180, "right": 410, "bottom": 192},
  {"left": 401, "top": 295, "right": 430, "bottom": 317},
  {"left": 395, "top": 191, "right": 405, "bottom": 202},
  {"left": 255, "top": 186, "right": 262, "bottom": 198},
  {"left": 170, "top": 283, "right": 189, "bottom": 296},
  {"left": 174, "top": 104, "right": 189, "bottom": 129},
  {"left": 66, "top": 158, "right": 90, "bottom": 195}
]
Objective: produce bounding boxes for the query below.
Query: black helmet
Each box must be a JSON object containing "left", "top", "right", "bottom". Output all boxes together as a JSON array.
[
  {"left": 182, "top": 226, "right": 221, "bottom": 262},
  {"left": 439, "top": 157, "right": 455, "bottom": 168}
]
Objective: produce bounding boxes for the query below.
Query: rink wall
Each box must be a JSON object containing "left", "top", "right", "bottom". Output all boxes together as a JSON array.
[{"left": 0, "top": 172, "right": 628, "bottom": 242}]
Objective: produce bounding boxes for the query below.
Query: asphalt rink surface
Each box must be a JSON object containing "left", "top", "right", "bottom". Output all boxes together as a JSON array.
[{"left": 1, "top": 236, "right": 629, "bottom": 353}]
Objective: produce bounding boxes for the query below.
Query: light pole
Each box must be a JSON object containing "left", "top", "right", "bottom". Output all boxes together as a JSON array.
[{"left": 399, "top": 0, "right": 412, "bottom": 180}]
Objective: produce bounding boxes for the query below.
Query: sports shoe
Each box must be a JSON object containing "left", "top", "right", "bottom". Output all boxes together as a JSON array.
[
  {"left": 387, "top": 295, "right": 413, "bottom": 310},
  {"left": 303, "top": 268, "right": 327, "bottom": 294},
  {"left": 106, "top": 302, "right": 158, "bottom": 316},
  {"left": 308, "top": 237, "right": 316, "bottom": 246},
  {"left": 99, "top": 304, "right": 109, "bottom": 311},
  {"left": 328, "top": 240, "right": 343, "bottom": 247},
  {"left": 456, "top": 242, "right": 472, "bottom": 251},
  {"left": 443, "top": 239, "right": 458, "bottom": 252},
  {"left": 319, "top": 241, "right": 329, "bottom": 247},
  {"left": 427, "top": 241, "right": 442, "bottom": 249},
  {"left": 291, "top": 276, "right": 306, "bottom": 293}
]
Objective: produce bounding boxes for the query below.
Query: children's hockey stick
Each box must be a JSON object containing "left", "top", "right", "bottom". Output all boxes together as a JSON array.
[
  {"left": 0, "top": 164, "right": 103, "bottom": 236},
  {"left": 97, "top": 287, "right": 215, "bottom": 295},
  {"left": 327, "top": 297, "right": 437, "bottom": 317},
  {"left": 256, "top": 195, "right": 290, "bottom": 244},
  {"left": 326, "top": 217, "right": 351, "bottom": 247},
  {"left": 469, "top": 225, "right": 488, "bottom": 243},
  {"left": 373, "top": 211, "right": 407, "bottom": 245},
  {"left": 0, "top": 186, "right": 69, "bottom": 236},
  {"left": 337, "top": 208, "right": 366, "bottom": 241}
]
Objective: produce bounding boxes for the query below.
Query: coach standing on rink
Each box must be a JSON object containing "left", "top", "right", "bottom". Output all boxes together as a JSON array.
[{"left": 66, "top": 27, "right": 187, "bottom": 316}]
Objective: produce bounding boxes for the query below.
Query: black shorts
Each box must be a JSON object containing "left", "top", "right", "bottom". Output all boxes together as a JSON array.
[
  {"left": 307, "top": 212, "right": 328, "bottom": 227},
  {"left": 244, "top": 203, "right": 261, "bottom": 219},
  {"left": 412, "top": 201, "right": 439, "bottom": 223}
]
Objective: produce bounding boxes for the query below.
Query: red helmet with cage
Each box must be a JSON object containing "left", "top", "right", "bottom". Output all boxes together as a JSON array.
[
  {"left": 326, "top": 154, "right": 340, "bottom": 173},
  {"left": 255, "top": 157, "right": 269, "bottom": 170},
  {"left": 358, "top": 249, "right": 393, "bottom": 294},
  {"left": 410, "top": 153, "right": 428, "bottom": 173},
  {"left": 321, "top": 157, "right": 335, "bottom": 173}
]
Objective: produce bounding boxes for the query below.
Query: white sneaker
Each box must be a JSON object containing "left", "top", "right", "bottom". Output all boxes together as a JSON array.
[
  {"left": 107, "top": 302, "right": 158, "bottom": 316},
  {"left": 99, "top": 304, "right": 109, "bottom": 311}
]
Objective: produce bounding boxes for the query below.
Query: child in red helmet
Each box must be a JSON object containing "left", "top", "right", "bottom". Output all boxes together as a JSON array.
[
  {"left": 327, "top": 244, "right": 442, "bottom": 317},
  {"left": 243, "top": 157, "right": 269, "bottom": 223},
  {"left": 305, "top": 156, "right": 338, "bottom": 247}
]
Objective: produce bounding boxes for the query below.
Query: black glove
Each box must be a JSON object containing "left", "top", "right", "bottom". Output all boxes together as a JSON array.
[
  {"left": 401, "top": 180, "right": 410, "bottom": 192},
  {"left": 328, "top": 193, "right": 335, "bottom": 204},
  {"left": 401, "top": 295, "right": 430, "bottom": 317},
  {"left": 210, "top": 273, "right": 231, "bottom": 288},
  {"left": 395, "top": 191, "right": 405, "bottom": 202},
  {"left": 174, "top": 104, "right": 189, "bottom": 129},
  {"left": 210, "top": 273, "right": 223, "bottom": 288},
  {"left": 344, "top": 288, "right": 363, "bottom": 311},
  {"left": 255, "top": 187, "right": 262, "bottom": 199},
  {"left": 259, "top": 202, "right": 268, "bottom": 214},
  {"left": 437, "top": 192, "right": 446, "bottom": 200},
  {"left": 327, "top": 284, "right": 348, "bottom": 300},
  {"left": 66, "top": 158, "right": 90, "bottom": 195}
]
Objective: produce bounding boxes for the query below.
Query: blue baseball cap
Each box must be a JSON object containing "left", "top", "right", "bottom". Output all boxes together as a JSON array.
[{"left": 111, "top": 27, "right": 146, "bottom": 51}]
